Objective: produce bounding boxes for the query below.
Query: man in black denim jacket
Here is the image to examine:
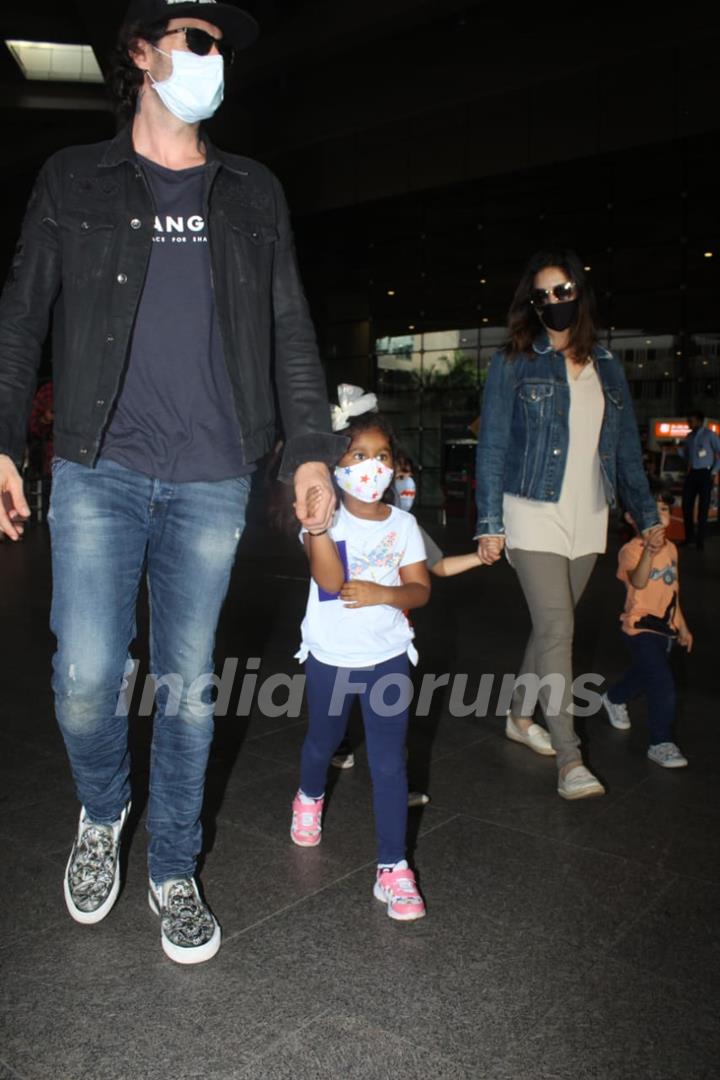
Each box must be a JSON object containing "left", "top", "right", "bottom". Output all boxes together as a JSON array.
[{"left": 0, "top": 0, "right": 345, "bottom": 964}]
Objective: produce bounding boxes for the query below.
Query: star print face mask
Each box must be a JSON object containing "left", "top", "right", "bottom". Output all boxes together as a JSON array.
[{"left": 334, "top": 459, "right": 394, "bottom": 502}]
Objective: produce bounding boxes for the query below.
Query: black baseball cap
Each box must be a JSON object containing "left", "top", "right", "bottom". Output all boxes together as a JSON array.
[{"left": 124, "top": 1, "right": 259, "bottom": 50}]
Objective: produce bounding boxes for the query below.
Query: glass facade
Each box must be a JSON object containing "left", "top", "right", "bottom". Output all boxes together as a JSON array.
[{"left": 297, "top": 133, "right": 720, "bottom": 507}]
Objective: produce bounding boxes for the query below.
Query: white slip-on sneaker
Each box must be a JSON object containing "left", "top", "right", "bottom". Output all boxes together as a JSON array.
[
  {"left": 148, "top": 876, "right": 221, "bottom": 965},
  {"left": 647, "top": 742, "right": 688, "bottom": 769},
  {"left": 505, "top": 712, "right": 556, "bottom": 756},
  {"left": 601, "top": 693, "right": 631, "bottom": 730},
  {"left": 64, "top": 801, "right": 131, "bottom": 925},
  {"left": 557, "top": 765, "right": 605, "bottom": 800}
]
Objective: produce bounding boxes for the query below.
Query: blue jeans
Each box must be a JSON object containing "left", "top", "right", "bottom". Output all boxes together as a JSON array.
[
  {"left": 300, "top": 652, "right": 411, "bottom": 865},
  {"left": 48, "top": 456, "right": 250, "bottom": 883},
  {"left": 607, "top": 631, "right": 675, "bottom": 745}
]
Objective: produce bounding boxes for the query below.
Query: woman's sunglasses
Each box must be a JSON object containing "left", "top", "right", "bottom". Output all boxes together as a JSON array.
[
  {"left": 163, "top": 26, "right": 235, "bottom": 65},
  {"left": 530, "top": 282, "right": 577, "bottom": 308}
]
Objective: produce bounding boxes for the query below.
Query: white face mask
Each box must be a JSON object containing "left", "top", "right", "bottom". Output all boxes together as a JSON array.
[
  {"left": 393, "top": 475, "right": 416, "bottom": 511},
  {"left": 334, "top": 459, "right": 394, "bottom": 503},
  {"left": 149, "top": 47, "right": 224, "bottom": 125}
]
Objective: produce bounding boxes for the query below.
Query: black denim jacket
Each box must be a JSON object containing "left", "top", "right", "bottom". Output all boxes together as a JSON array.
[{"left": 0, "top": 125, "right": 345, "bottom": 478}]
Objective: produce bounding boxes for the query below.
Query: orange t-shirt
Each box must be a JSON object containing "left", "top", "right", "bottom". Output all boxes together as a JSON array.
[{"left": 617, "top": 536, "right": 679, "bottom": 637}]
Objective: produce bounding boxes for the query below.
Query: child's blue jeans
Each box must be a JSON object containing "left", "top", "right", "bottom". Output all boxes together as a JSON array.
[
  {"left": 300, "top": 652, "right": 411, "bottom": 865},
  {"left": 607, "top": 631, "right": 675, "bottom": 745}
]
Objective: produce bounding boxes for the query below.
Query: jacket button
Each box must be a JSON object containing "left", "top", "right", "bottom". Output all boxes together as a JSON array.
[
  {"left": 80, "top": 221, "right": 90, "bottom": 231},
  {"left": 96, "top": 399, "right": 105, "bottom": 407},
  {"left": 130, "top": 218, "right": 141, "bottom": 229},
  {"left": 116, "top": 273, "right": 127, "bottom": 285},
  {"left": 553, "top": 448, "right": 561, "bottom": 456},
  {"left": 106, "top": 335, "right": 114, "bottom": 344},
  {"left": 79, "top": 447, "right": 88, "bottom": 456},
  {"left": 548, "top": 489, "right": 555, "bottom": 496},
  {"left": 251, "top": 231, "right": 259, "bottom": 239}
]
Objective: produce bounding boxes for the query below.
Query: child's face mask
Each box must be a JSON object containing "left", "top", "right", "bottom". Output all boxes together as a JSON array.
[{"left": 334, "top": 459, "right": 394, "bottom": 502}]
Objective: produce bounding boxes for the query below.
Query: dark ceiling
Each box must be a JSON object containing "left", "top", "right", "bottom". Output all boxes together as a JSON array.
[{"left": 2, "top": 3, "right": 720, "bottom": 362}]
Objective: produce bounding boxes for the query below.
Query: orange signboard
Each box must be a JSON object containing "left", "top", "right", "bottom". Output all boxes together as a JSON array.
[{"left": 653, "top": 419, "right": 720, "bottom": 440}]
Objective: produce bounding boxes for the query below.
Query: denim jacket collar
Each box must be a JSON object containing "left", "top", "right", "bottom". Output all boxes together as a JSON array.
[{"left": 531, "top": 332, "right": 612, "bottom": 362}]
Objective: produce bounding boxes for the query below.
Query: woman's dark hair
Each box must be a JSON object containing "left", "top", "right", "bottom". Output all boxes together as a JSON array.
[
  {"left": 108, "top": 18, "right": 168, "bottom": 124},
  {"left": 505, "top": 249, "right": 598, "bottom": 361}
]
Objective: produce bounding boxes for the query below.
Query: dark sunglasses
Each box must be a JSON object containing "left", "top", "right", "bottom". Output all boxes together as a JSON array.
[
  {"left": 530, "top": 282, "right": 577, "bottom": 307},
  {"left": 163, "top": 26, "right": 234, "bottom": 65}
]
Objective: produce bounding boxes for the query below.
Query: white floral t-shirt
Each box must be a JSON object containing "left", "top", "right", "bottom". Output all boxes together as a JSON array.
[{"left": 296, "top": 503, "right": 427, "bottom": 668}]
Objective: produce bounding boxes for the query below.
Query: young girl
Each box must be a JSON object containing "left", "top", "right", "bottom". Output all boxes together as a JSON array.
[
  {"left": 601, "top": 483, "right": 692, "bottom": 767},
  {"left": 291, "top": 411, "right": 431, "bottom": 921}
]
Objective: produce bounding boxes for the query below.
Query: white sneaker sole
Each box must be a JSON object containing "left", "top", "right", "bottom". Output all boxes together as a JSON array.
[
  {"left": 373, "top": 881, "right": 426, "bottom": 922},
  {"left": 63, "top": 802, "right": 130, "bottom": 925},
  {"left": 331, "top": 754, "right": 355, "bottom": 769},
  {"left": 148, "top": 889, "right": 221, "bottom": 965}
]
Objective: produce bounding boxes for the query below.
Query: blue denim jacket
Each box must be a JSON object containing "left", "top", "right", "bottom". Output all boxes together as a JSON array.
[{"left": 475, "top": 335, "right": 659, "bottom": 537}]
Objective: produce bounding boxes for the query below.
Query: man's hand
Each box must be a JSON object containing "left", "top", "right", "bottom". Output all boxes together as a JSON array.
[
  {"left": 294, "top": 462, "right": 335, "bottom": 531},
  {"left": 340, "top": 581, "right": 387, "bottom": 608},
  {"left": 477, "top": 535, "right": 505, "bottom": 565},
  {"left": 0, "top": 455, "right": 30, "bottom": 540},
  {"left": 678, "top": 625, "right": 693, "bottom": 653}
]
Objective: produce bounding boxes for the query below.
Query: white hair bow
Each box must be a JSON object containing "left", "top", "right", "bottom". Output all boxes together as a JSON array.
[{"left": 331, "top": 383, "right": 378, "bottom": 432}]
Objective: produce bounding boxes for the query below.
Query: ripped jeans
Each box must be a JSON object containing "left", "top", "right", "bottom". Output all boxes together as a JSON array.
[{"left": 48, "top": 456, "right": 250, "bottom": 883}]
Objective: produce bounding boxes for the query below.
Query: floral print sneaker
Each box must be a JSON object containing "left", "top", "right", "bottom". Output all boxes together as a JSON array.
[
  {"left": 148, "top": 877, "right": 221, "bottom": 965},
  {"left": 64, "top": 802, "right": 131, "bottom": 925}
]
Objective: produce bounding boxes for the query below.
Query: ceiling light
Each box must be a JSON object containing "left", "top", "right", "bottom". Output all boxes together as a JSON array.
[
  {"left": 704, "top": 251, "right": 714, "bottom": 258},
  {"left": 6, "top": 39, "right": 103, "bottom": 83},
  {"left": 387, "top": 289, "right": 395, "bottom": 296},
  {"left": 408, "top": 324, "right": 415, "bottom": 330},
  {"left": 583, "top": 265, "right": 592, "bottom": 271}
]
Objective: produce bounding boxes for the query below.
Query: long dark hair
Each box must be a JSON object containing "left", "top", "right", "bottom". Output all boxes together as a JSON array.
[
  {"left": 108, "top": 17, "right": 168, "bottom": 125},
  {"left": 505, "top": 249, "right": 598, "bottom": 361}
]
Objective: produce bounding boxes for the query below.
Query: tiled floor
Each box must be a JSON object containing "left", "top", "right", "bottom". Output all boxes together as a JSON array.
[{"left": 1, "top": 512, "right": 718, "bottom": 1080}]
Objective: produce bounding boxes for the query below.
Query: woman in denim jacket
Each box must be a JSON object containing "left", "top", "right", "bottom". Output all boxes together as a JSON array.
[{"left": 475, "top": 250, "right": 663, "bottom": 800}]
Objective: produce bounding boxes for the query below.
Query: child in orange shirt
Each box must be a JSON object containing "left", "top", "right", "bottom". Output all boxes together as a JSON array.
[{"left": 601, "top": 482, "right": 693, "bottom": 767}]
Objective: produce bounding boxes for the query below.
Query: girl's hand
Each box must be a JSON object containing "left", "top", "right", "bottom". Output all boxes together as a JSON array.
[
  {"left": 678, "top": 625, "right": 693, "bottom": 652},
  {"left": 340, "top": 581, "right": 387, "bottom": 608},
  {"left": 477, "top": 535, "right": 505, "bottom": 565}
]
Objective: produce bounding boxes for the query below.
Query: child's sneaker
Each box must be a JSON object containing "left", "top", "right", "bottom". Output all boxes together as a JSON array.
[
  {"left": 290, "top": 791, "right": 324, "bottom": 846},
  {"left": 373, "top": 864, "right": 426, "bottom": 921},
  {"left": 601, "top": 693, "right": 631, "bottom": 730},
  {"left": 647, "top": 742, "right": 688, "bottom": 768}
]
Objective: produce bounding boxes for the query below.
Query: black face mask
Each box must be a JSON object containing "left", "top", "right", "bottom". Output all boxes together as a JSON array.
[{"left": 539, "top": 299, "right": 578, "bottom": 333}]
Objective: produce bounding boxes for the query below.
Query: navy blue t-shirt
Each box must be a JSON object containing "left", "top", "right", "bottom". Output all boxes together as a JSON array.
[{"left": 101, "top": 155, "right": 249, "bottom": 482}]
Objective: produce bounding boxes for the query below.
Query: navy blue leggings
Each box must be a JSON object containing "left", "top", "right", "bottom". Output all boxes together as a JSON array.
[
  {"left": 607, "top": 631, "right": 675, "bottom": 745},
  {"left": 300, "top": 652, "right": 411, "bottom": 865}
]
